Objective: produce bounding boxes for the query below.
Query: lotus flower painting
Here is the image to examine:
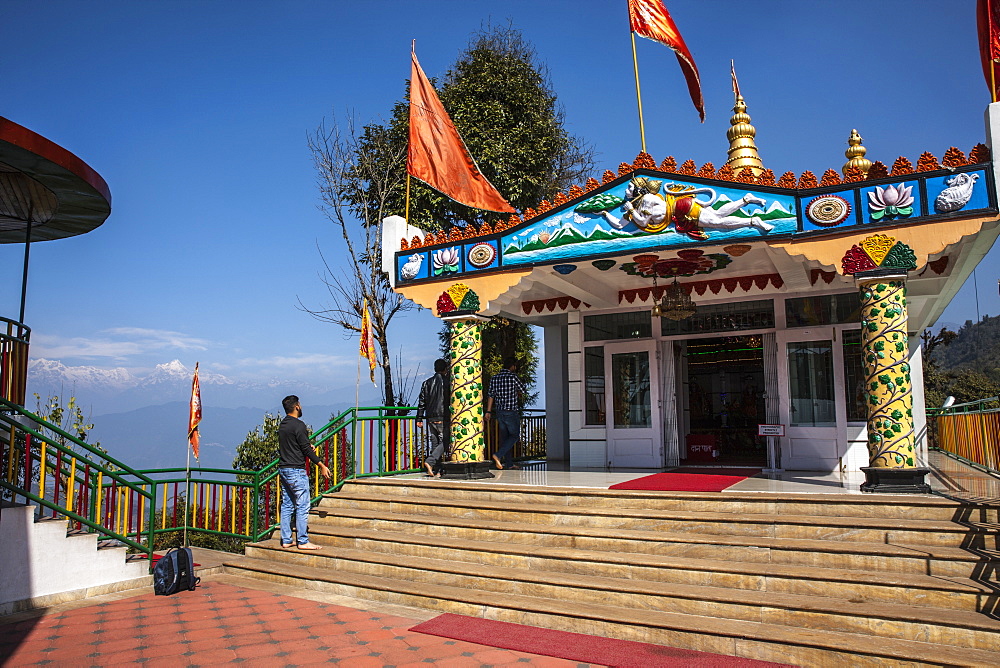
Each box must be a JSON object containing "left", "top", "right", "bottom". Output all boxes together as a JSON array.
[
  {"left": 868, "top": 184, "right": 914, "bottom": 221},
  {"left": 432, "top": 247, "right": 460, "bottom": 276}
]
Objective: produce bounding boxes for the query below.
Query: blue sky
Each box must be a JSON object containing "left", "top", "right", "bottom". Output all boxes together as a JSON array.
[{"left": 2, "top": 0, "right": 998, "bottom": 401}]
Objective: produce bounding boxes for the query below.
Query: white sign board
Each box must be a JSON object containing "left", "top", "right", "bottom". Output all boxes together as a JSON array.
[{"left": 758, "top": 424, "right": 785, "bottom": 437}]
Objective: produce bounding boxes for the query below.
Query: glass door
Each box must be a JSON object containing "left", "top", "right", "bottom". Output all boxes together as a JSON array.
[
  {"left": 782, "top": 334, "right": 844, "bottom": 470},
  {"left": 604, "top": 341, "right": 662, "bottom": 468}
]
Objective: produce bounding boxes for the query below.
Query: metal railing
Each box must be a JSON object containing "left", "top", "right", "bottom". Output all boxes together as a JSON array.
[
  {"left": 1, "top": 399, "right": 547, "bottom": 563},
  {"left": 1, "top": 317, "right": 30, "bottom": 406},
  {"left": 927, "top": 397, "right": 1000, "bottom": 473},
  {"left": 484, "top": 408, "right": 546, "bottom": 461}
]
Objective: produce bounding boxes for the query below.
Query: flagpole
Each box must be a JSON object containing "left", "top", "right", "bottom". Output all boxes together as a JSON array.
[
  {"left": 405, "top": 174, "right": 411, "bottom": 222},
  {"left": 992, "top": 59, "right": 998, "bottom": 103},
  {"left": 630, "top": 31, "right": 647, "bottom": 154},
  {"left": 183, "top": 433, "right": 191, "bottom": 548}
]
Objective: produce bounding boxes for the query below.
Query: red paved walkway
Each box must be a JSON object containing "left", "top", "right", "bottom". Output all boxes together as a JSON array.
[{"left": 0, "top": 580, "right": 592, "bottom": 667}]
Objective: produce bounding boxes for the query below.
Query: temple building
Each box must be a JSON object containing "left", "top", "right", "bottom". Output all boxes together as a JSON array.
[{"left": 382, "top": 91, "right": 1000, "bottom": 491}]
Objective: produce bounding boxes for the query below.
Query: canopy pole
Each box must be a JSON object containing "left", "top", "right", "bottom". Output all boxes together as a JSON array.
[{"left": 19, "top": 208, "right": 33, "bottom": 324}]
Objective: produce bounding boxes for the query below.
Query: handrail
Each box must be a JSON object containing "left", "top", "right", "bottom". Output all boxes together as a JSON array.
[
  {"left": 927, "top": 398, "right": 1000, "bottom": 474},
  {"left": 1, "top": 316, "right": 31, "bottom": 406},
  {"left": 2, "top": 399, "right": 546, "bottom": 561}
]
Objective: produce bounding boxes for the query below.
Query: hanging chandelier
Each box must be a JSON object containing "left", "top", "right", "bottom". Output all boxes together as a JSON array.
[{"left": 651, "top": 271, "right": 697, "bottom": 320}]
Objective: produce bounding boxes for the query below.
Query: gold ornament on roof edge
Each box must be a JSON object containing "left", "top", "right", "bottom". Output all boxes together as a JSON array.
[{"left": 843, "top": 129, "right": 872, "bottom": 176}]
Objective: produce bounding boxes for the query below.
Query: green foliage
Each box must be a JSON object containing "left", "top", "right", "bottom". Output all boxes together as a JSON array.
[
  {"left": 439, "top": 316, "right": 539, "bottom": 407},
  {"left": 351, "top": 24, "right": 595, "bottom": 230},
  {"left": 922, "top": 320, "right": 1000, "bottom": 407},
  {"left": 231, "top": 413, "right": 305, "bottom": 481}
]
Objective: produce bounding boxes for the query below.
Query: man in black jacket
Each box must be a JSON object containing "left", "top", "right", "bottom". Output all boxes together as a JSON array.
[
  {"left": 416, "top": 359, "right": 449, "bottom": 477},
  {"left": 278, "top": 395, "right": 330, "bottom": 549}
]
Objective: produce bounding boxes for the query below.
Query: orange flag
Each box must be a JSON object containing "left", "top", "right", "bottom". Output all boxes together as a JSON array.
[
  {"left": 979, "top": 0, "right": 1000, "bottom": 102},
  {"left": 628, "top": 0, "right": 705, "bottom": 122},
  {"left": 407, "top": 47, "right": 516, "bottom": 213},
  {"left": 187, "top": 362, "right": 201, "bottom": 461},
  {"left": 359, "top": 299, "right": 377, "bottom": 386}
]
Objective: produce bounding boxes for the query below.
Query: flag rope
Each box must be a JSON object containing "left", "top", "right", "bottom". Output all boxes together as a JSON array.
[{"left": 630, "top": 31, "right": 647, "bottom": 154}]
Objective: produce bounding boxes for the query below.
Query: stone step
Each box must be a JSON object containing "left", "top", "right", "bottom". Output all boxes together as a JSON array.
[
  {"left": 303, "top": 507, "right": 995, "bottom": 611},
  {"left": 223, "top": 555, "right": 1000, "bottom": 667},
  {"left": 321, "top": 490, "right": 1000, "bottom": 548},
  {"left": 309, "top": 506, "right": 1000, "bottom": 580},
  {"left": 339, "top": 477, "right": 1000, "bottom": 522},
  {"left": 245, "top": 540, "right": 1000, "bottom": 651}
]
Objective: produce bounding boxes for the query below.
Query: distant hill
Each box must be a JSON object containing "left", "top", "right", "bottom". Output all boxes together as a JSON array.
[
  {"left": 89, "top": 401, "right": 354, "bottom": 471},
  {"left": 931, "top": 315, "right": 1000, "bottom": 383}
]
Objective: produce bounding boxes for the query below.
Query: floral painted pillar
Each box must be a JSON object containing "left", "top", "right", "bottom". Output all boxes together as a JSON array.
[
  {"left": 842, "top": 234, "right": 930, "bottom": 493},
  {"left": 437, "top": 284, "right": 493, "bottom": 479}
]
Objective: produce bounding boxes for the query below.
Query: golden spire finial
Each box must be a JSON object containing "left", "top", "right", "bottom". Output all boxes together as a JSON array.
[
  {"left": 842, "top": 129, "right": 872, "bottom": 176},
  {"left": 725, "top": 62, "right": 764, "bottom": 177}
]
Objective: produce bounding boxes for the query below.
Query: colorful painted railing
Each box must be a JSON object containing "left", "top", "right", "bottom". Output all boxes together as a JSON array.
[
  {"left": 128, "top": 406, "right": 425, "bottom": 545},
  {"left": 928, "top": 397, "right": 1000, "bottom": 473},
  {"left": 484, "top": 408, "right": 546, "bottom": 461},
  {"left": 0, "top": 398, "right": 157, "bottom": 562},
  {"left": 1, "top": 399, "right": 547, "bottom": 561},
  {"left": 1, "top": 317, "right": 30, "bottom": 406}
]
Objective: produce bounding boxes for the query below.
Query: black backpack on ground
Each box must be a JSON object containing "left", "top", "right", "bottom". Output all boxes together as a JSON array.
[{"left": 153, "top": 547, "right": 200, "bottom": 595}]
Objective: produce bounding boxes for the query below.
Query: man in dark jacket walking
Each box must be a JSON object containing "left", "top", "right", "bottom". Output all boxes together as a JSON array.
[
  {"left": 417, "top": 359, "right": 449, "bottom": 477},
  {"left": 278, "top": 395, "right": 330, "bottom": 549}
]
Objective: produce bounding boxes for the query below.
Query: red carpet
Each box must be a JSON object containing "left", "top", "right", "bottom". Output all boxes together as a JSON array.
[
  {"left": 608, "top": 468, "right": 760, "bottom": 492},
  {"left": 410, "top": 613, "right": 791, "bottom": 667}
]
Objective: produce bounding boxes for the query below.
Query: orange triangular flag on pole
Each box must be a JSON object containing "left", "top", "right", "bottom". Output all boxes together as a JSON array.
[
  {"left": 628, "top": 0, "right": 705, "bottom": 122},
  {"left": 187, "top": 362, "right": 201, "bottom": 461},
  {"left": 978, "top": 0, "right": 1000, "bottom": 102},
  {"left": 407, "top": 46, "right": 516, "bottom": 213},
  {"left": 359, "top": 299, "right": 377, "bottom": 387}
]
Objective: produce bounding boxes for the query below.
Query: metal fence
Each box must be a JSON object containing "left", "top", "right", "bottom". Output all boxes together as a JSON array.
[
  {"left": 927, "top": 396, "right": 1000, "bottom": 473},
  {"left": 0, "top": 317, "right": 30, "bottom": 406}
]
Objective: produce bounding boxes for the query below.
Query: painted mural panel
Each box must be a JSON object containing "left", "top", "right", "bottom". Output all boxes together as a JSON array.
[
  {"left": 925, "top": 169, "right": 989, "bottom": 215},
  {"left": 500, "top": 176, "right": 797, "bottom": 266},
  {"left": 859, "top": 181, "right": 920, "bottom": 224},
  {"left": 801, "top": 190, "right": 858, "bottom": 230}
]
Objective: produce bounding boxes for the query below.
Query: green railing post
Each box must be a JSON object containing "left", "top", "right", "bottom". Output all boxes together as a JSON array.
[{"left": 251, "top": 469, "right": 259, "bottom": 541}]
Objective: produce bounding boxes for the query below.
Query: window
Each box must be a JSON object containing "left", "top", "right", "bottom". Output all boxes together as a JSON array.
[
  {"left": 785, "top": 293, "right": 860, "bottom": 328},
  {"left": 583, "top": 311, "right": 651, "bottom": 341},
  {"left": 584, "top": 347, "right": 605, "bottom": 425},
  {"left": 611, "top": 351, "right": 652, "bottom": 428},
  {"left": 787, "top": 341, "right": 836, "bottom": 426},
  {"left": 661, "top": 300, "right": 774, "bottom": 336},
  {"left": 842, "top": 329, "right": 866, "bottom": 422}
]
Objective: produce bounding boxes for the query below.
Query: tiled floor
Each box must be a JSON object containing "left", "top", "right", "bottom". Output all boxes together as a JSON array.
[
  {"left": 0, "top": 579, "right": 594, "bottom": 667},
  {"left": 399, "top": 449, "right": 1000, "bottom": 498}
]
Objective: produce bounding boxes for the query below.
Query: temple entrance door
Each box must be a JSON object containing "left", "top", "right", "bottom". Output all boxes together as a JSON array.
[
  {"left": 605, "top": 341, "right": 662, "bottom": 468},
  {"left": 782, "top": 333, "right": 843, "bottom": 471}
]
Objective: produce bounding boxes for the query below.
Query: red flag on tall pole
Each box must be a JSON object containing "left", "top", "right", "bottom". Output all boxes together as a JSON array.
[
  {"left": 407, "top": 46, "right": 516, "bottom": 213},
  {"left": 187, "top": 362, "right": 201, "bottom": 461},
  {"left": 359, "top": 299, "right": 377, "bottom": 386},
  {"left": 628, "top": 0, "right": 705, "bottom": 122},
  {"left": 978, "top": 0, "right": 1000, "bottom": 102}
]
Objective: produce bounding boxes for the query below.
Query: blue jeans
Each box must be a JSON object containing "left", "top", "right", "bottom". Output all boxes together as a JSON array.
[
  {"left": 494, "top": 410, "right": 520, "bottom": 468},
  {"left": 279, "top": 467, "right": 312, "bottom": 546}
]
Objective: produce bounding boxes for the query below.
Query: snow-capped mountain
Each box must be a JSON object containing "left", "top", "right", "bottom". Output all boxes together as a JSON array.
[{"left": 26, "top": 358, "right": 367, "bottom": 415}]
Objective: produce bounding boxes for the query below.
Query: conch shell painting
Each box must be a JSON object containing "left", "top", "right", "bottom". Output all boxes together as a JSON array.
[
  {"left": 400, "top": 253, "right": 423, "bottom": 280},
  {"left": 934, "top": 172, "right": 979, "bottom": 213},
  {"left": 867, "top": 184, "right": 914, "bottom": 221}
]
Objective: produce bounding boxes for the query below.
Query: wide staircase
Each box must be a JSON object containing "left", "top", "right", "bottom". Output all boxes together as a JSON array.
[{"left": 223, "top": 477, "right": 1000, "bottom": 666}]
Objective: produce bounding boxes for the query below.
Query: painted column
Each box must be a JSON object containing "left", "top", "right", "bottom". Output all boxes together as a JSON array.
[
  {"left": 446, "top": 316, "right": 486, "bottom": 462},
  {"left": 435, "top": 283, "right": 493, "bottom": 477},
  {"left": 842, "top": 234, "right": 929, "bottom": 492},
  {"left": 858, "top": 275, "right": 914, "bottom": 467}
]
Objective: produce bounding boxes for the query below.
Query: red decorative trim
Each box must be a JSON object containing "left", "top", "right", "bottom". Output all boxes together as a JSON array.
[
  {"left": 809, "top": 268, "right": 838, "bottom": 285},
  {"left": 618, "top": 273, "right": 783, "bottom": 303},
  {"left": 521, "top": 296, "right": 586, "bottom": 315}
]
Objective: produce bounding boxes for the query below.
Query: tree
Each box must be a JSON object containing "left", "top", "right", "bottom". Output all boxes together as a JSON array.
[
  {"left": 232, "top": 413, "right": 284, "bottom": 478},
  {"left": 922, "top": 325, "right": 1000, "bottom": 407},
  {"left": 355, "top": 24, "right": 595, "bottom": 230},
  {"left": 301, "top": 118, "right": 416, "bottom": 407}
]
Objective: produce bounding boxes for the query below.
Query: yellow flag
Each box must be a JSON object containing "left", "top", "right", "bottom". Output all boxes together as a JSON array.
[{"left": 359, "top": 299, "right": 377, "bottom": 386}]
